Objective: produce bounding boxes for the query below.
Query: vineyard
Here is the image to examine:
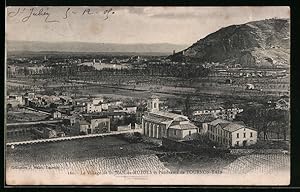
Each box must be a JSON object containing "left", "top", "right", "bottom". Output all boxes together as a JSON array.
[
  {"left": 7, "top": 154, "right": 170, "bottom": 175},
  {"left": 6, "top": 136, "right": 161, "bottom": 166},
  {"left": 223, "top": 153, "right": 290, "bottom": 174}
]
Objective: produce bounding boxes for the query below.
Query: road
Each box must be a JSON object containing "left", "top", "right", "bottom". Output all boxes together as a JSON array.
[{"left": 6, "top": 129, "right": 143, "bottom": 146}]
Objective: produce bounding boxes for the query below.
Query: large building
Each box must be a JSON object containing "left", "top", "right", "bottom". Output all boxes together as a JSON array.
[
  {"left": 142, "top": 97, "right": 198, "bottom": 140},
  {"left": 192, "top": 107, "right": 243, "bottom": 121},
  {"left": 73, "top": 117, "right": 110, "bottom": 135},
  {"left": 207, "top": 119, "right": 257, "bottom": 147}
]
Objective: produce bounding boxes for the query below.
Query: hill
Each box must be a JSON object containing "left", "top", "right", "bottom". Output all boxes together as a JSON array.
[
  {"left": 169, "top": 18, "right": 290, "bottom": 68},
  {"left": 6, "top": 41, "right": 188, "bottom": 54}
]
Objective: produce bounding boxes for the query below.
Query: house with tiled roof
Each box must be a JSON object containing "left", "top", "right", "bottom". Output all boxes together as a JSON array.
[
  {"left": 142, "top": 97, "right": 199, "bottom": 140},
  {"left": 207, "top": 119, "right": 257, "bottom": 148},
  {"left": 72, "top": 117, "right": 110, "bottom": 135}
]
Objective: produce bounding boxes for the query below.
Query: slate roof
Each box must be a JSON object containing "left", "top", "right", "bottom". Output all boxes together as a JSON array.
[
  {"left": 143, "top": 115, "right": 171, "bottom": 124},
  {"left": 221, "top": 123, "right": 244, "bottom": 132},
  {"left": 211, "top": 119, "right": 255, "bottom": 132},
  {"left": 209, "top": 119, "right": 231, "bottom": 126},
  {"left": 169, "top": 122, "right": 198, "bottom": 130},
  {"left": 150, "top": 111, "right": 187, "bottom": 120}
]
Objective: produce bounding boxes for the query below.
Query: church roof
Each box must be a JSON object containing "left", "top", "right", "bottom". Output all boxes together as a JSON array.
[
  {"left": 169, "top": 122, "right": 198, "bottom": 130},
  {"left": 148, "top": 111, "right": 187, "bottom": 120},
  {"left": 143, "top": 115, "right": 171, "bottom": 124}
]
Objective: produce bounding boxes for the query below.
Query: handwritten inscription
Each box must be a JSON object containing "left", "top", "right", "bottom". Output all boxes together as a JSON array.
[{"left": 7, "top": 7, "right": 115, "bottom": 23}]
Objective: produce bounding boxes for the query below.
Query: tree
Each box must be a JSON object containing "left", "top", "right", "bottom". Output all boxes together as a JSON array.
[
  {"left": 236, "top": 105, "right": 290, "bottom": 141},
  {"left": 183, "top": 95, "right": 192, "bottom": 118}
]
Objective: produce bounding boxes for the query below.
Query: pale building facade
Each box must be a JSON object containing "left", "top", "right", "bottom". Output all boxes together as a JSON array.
[
  {"left": 86, "top": 102, "right": 102, "bottom": 113},
  {"left": 74, "top": 118, "right": 110, "bottom": 135},
  {"left": 193, "top": 107, "right": 243, "bottom": 121},
  {"left": 207, "top": 119, "right": 257, "bottom": 147}
]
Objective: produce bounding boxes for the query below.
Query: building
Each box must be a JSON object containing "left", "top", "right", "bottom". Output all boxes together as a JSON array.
[
  {"left": 207, "top": 119, "right": 257, "bottom": 148},
  {"left": 92, "top": 98, "right": 104, "bottom": 105},
  {"left": 53, "top": 111, "right": 62, "bottom": 119},
  {"left": 275, "top": 98, "right": 290, "bottom": 110},
  {"left": 142, "top": 97, "right": 199, "bottom": 140},
  {"left": 192, "top": 107, "right": 243, "bottom": 121},
  {"left": 7, "top": 95, "right": 25, "bottom": 108},
  {"left": 114, "top": 106, "right": 137, "bottom": 114},
  {"left": 246, "top": 83, "right": 255, "bottom": 90},
  {"left": 122, "top": 106, "right": 137, "bottom": 114},
  {"left": 86, "top": 102, "right": 102, "bottom": 113},
  {"left": 73, "top": 117, "right": 110, "bottom": 135},
  {"left": 33, "top": 127, "right": 57, "bottom": 139},
  {"left": 191, "top": 114, "right": 216, "bottom": 135}
]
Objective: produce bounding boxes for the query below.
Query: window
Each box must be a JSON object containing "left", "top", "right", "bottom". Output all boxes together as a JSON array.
[
  {"left": 243, "top": 133, "right": 246, "bottom": 138},
  {"left": 174, "top": 129, "right": 176, "bottom": 135},
  {"left": 189, "top": 131, "right": 191, "bottom": 136},
  {"left": 236, "top": 141, "right": 239, "bottom": 146},
  {"left": 237, "top": 133, "right": 239, "bottom": 138},
  {"left": 250, "top": 132, "right": 253, "bottom": 137}
]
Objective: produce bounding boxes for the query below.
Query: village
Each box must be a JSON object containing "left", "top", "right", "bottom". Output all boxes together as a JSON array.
[{"left": 6, "top": 84, "right": 289, "bottom": 150}]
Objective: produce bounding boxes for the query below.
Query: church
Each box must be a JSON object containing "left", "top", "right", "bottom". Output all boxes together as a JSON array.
[{"left": 142, "top": 97, "right": 199, "bottom": 140}]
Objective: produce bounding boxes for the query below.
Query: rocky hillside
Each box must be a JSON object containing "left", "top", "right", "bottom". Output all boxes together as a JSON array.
[{"left": 169, "top": 18, "right": 290, "bottom": 68}]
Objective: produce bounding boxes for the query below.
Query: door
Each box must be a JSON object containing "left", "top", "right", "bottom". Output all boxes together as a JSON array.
[
  {"left": 243, "top": 140, "right": 247, "bottom": 147},
  {"left": 87, "top": 129, "right": 92, "bottom": 134}
]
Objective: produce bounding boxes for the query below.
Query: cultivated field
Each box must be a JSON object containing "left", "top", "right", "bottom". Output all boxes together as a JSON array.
[
  {"left": 223, "top": 153, "right": 290, "bottom": 174},
  {"left": 7, "top": 108, "right": 49, "bottom": 123},
  {"left": 6, "top": 136, "right": 158, "bottom": 166},
  {"left": 7, "top": 154, "right": 170, "bottom": 175}
]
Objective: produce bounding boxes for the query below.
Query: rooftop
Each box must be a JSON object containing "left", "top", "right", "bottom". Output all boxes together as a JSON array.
[
  {"left": 192, "top": 114, "right": 216, "bottom": 123},
  {"left": 221, "top": 123, "right": 244, "bottom": 132},
  {"left": 209, "top": 119, "right": 231, "bottom": 126},
  {"left": 148, "top": 111, "right": 187, "bottom": 120},
  {"left": 169, "top": 122, "right": 198, "bottom": 130}
]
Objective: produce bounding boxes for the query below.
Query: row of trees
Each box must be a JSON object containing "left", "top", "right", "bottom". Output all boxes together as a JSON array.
[
  {"left": 236, "top": 105, "right": 289, "bottom": 141},
  {"left": 17, "top": 63, "right": 211, "bottom": 80}
]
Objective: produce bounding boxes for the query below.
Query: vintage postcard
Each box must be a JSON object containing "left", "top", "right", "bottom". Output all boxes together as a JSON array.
[{"left": 5, "top": 6, "right": 290, "bottom": 185}]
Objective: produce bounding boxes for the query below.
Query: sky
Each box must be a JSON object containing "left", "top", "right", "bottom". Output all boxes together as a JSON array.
[{"left": 6, "top": 6, "right": 290, "bottom": 45}]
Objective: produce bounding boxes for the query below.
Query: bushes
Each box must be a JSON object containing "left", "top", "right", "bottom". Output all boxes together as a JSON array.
[
  {"left": 247, "top": 140, "right": 289, "bottom": 150},
  {"left": 117, "top": 133, "right": 143, "bottom": 143}
]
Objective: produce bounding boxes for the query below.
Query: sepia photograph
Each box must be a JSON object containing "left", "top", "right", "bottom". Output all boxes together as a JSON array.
[{"left": 5, "top": 6, "right": 290, "bottom": 185}]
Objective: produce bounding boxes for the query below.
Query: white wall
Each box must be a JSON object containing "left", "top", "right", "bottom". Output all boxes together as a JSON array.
[{"left": 231, "top": 128, "right": 257, "bottom": 147}]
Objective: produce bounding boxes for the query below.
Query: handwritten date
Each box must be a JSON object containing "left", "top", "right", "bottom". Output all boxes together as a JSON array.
[{"left": 7, "top": 7, "right": 115, "bottom": 23}]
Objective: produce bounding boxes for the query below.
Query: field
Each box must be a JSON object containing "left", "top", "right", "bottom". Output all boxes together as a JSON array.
[
  {"left": 6, "top": 134, "right": 290, "bottom": 176},
  {"left": 7, "top": 154, "right": 170, "bottom": 175},
  {"left": 6, "top": 136, "right": 157, "bottom": 165},
  {"left": 223, "top": 153, "right": 290, "bottom": 174},
  {"left": 6, "top": 135, "right": 171, "bottom": 175},
  {"left": 7, "top": 108, "right": 49, "bottom": 123}
]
